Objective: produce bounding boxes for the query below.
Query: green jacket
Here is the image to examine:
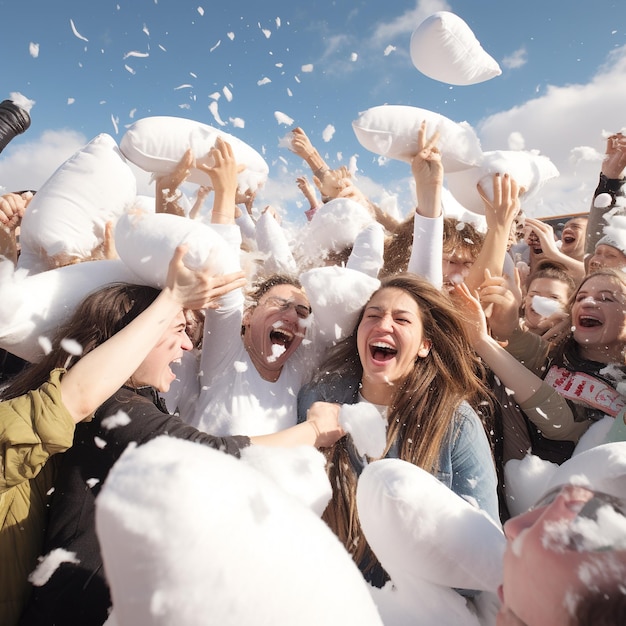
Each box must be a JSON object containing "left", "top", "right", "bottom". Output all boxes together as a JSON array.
[{"left": 0, "top": 369, "right": 75, "bottom": 626}]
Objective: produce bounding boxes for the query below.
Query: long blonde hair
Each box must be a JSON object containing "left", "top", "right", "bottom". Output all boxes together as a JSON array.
[{"left": 314, "top": 274, "right": 492, "bottom": 583}]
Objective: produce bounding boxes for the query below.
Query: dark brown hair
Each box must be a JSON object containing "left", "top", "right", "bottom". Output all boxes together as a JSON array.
[{"left": 1, "top": 283, "right": 160, "bottom": 399}]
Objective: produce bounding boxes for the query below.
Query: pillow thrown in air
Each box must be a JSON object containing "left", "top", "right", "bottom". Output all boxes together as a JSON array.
[
  {"left": 17, "top": 133, "right": 137, "bottom": 273},
  {"left": 120, "top": 116, "right": 269, "bottom": 193},
  {"left": 352, "top": 105, "right": 482, "bottom": 173},
  {"left": 446, "top": 149, "right": 559, "bottom": 215},
  {"left": 410, "top": 11, "right": 501, "bottom": 86},
  {"left": 114, "top": 208, "right": 240, "bottom": 287}
]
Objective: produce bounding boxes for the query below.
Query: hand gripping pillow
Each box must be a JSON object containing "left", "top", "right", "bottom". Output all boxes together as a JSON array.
[
  {"left": 119, "top": 116, "right": 269, "bottom": 193},
  {"left": 96, "top": 437, "right": 383, "bottom": 626},
  {"left": 352, "top": 105, "right": 482, "bottom": 173},
  {"left": 114, "top": 209, "right": 240, "bottom": 287},
  {"left": 445, "top": 149, "right": 560, "bottom": 215},
  {"left": 0, "top": 260, "right": 143, "bottom": 363},
  {"left": 410, "top": 11, "right": 501, "bottom": 86},
  {"left": 17, "top": 134, "right": 137, "bottom": 272}
]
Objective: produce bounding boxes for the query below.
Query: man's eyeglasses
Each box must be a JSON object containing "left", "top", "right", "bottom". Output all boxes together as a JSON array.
[
  {"left": 262, "top": 296, "right": 312, "bottom": 320},
  {"left": 533, "top": 485, "right": 626, "bottom": 552}
]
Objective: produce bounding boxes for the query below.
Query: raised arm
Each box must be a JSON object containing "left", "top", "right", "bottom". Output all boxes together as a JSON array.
[
  {"left": 586, "top": 132, "right": 626, "bottom": 252},
  {"left": 0, "top": 191, "right": 32, "bottom": 263},
  {"left": 198, "top": 137, "right": 239, "bottom": 225},
  {"left": 60, "top": 245, "right": 246, "bottom": 422},
  {"left": 465, "top": 173, "right": 521, "bottom": 293},
  {"left": 455, "top": 283, "right": 584, "bottom": 441},
  {"left": 155, "top": 148, "right": 195, "bottom": 217},
  {"left": 523, "top": 217, "right": 585, "bottom": 284}
]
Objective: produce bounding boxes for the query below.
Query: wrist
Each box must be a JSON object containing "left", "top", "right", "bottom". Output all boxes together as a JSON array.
[{"left": 307, "top": 420, "right": 321, "bottom": 446}]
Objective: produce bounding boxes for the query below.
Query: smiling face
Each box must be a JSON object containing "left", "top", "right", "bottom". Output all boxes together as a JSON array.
[
  {"left": 356, "top": 287, "right": 431, "bottom": 405},
  {"left": 131, "top": 310, "right": 193, "bottom": 392},
  {"left": 498, "top": 484, "right": 626, "bottom": 626},
  {"left": 442, "top": 249, "right": 475, "bottom": 290},
  {"left": 560, "top": 217, "right": 587, "bottom": 259},
  {"left": 588, "top": 244, "right": 626, "bottom": 272},
  {"left": 242, "top": 283, "right": 310, "bottom": 382},
  {"left": 523, "top": 277, "right": 570, "bottom": 331},
  {"left": 571, "top": 274, "right": 626, "bottom": 362}
]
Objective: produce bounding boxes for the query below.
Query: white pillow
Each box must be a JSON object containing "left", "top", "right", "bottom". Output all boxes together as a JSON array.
[
  {"left": 299, "top": 265, "right": 380, "bottom": 343},
  {"left": 0, "top": 259, "right": 143, "bottom": 363},
  {"left": 17, "top": 134, "right": 137, "bottom": 272},
  {"left": 300, "top": 198, "right": 375, "bottom": 261},
  {"left": 114, "top": 209, "right": 240, "bottom": 287},
  {"left": 352, "top": 105, "right": 482, "bottom": 173},
  {"left": 119, "top": 116, "right": 269, "bottom": 193},
  {"left": 445, "top": 149, "right": 560, "bottom": 215},
  {"left": 357, "top": 459, "right": 505, "bottom": 593},
  {"left": 410, "top": 11, "right": 501, "bottom": 86},
  {"left": 96, "top": 437, "right": 383, "bottom": 626}
]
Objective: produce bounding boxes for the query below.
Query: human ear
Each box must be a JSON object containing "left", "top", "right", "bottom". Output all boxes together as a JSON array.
[{"left": 417, "top": 340, "right": 432, "bottom": 358}]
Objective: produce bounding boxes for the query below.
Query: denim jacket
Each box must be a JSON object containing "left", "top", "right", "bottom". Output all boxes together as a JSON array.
[{"left": 298, "top": 375, "right": 500, "bottom": 524}]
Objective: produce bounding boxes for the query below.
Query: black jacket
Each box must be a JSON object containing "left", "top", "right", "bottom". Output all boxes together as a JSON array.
[{"left": 20, "top": 386, "right": 250, "bottom": 626}]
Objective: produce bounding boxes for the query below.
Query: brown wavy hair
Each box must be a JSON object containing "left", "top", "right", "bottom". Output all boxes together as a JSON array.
[
  {"left": 1, "top": 283, "right": 160, "bottom": 400},
  {"left": 313, "top": 273, "right": 493, "bottom": 584}
]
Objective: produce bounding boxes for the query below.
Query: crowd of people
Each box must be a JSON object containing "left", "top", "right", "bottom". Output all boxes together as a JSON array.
[{"left": 1, "top": 97, "right": 626, "bottom": 625}]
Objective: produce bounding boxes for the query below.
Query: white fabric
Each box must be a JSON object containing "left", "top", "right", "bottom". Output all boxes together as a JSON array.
[
  {"left": 410, "top": 11, "right": 501, "bottom": 86},
  {"left": 17, "top": 133, "right": 137, "bottom": 272},
  {"left": 119, "top": 116, "right": 269, "bottom": 193},
  {"left": 352, "top": 105, "right": 483, "bottom": 173},
  {"left": 408, "top": 212, "right": 444, "bottom": 289},
  {"left": 96, "top": 437, "right": 383, "bottom": 626},
  {"left": 346, "top": 222, "right": 385, "bottom": 278},
  {"left": 253, "top": 211, "right": 298, "bottom": 276},
  {"left": 357, "top": 459, "right": 505, "bottom": 593},
  {"left": 114, "top": 209, "right": 239, "bottom": 288},
  {"left": 0, "top": 259, "right": 143, "bottom": 363},
  {"left": 446, "top": 150, "right": 559, "bottom": 215},
  {"left": 299, "top": 197, "right": 375, "bottom": 262},
  {"left": 190, "top": 264, "right": 379, "bottom": 436}
]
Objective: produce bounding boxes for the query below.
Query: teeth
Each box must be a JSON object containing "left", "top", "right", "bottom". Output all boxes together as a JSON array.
[{"left": 371, "top": 341, "right": 394, "bottom": 350}]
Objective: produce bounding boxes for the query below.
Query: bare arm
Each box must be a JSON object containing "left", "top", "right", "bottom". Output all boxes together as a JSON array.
[
  {"left": 60, "top": 245, "right": 246, "bottom": 422},
  {"left": 465, "top": 173, "right": 520, "bottom": 293}
]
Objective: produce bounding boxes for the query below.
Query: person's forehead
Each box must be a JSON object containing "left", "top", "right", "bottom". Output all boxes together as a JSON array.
[
  {"left": 565, "top": 218, "right": 587, "bottom": 229},
  {"left": 264, "top": 283, "right": 308, "bottom": 303},
  {"left": 443, "top": 249, "right": 474, "bottom": 262},
  {"left": 529, "top": 277, "right": 568, "bottom": 292},
  {"left": 595, "top": 244, "right": 626, "bottom": 257}
]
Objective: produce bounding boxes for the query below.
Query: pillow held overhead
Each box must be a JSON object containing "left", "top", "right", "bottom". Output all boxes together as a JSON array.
[
  {"left": 352, "top": 105, "right": 482, "bottom": 173},
  {"left": 17, "top": 133, "right": 137, "bottom": 273},
  {"left": 410, "top": 11, "right": 501, "bottom": 86},
  {"left": 120, "top": 116, "right": 269, "bottom": 193},
  {"left": 445, "top": 149, "right": 560, "bottom": 215},
  {"left": 114, "top": 208, "right": 240, "bottom": 287}
]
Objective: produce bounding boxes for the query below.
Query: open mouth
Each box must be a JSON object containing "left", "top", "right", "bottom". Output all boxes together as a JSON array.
[
  {"left": 370, "top": 341, "right": 397, "bottom": 362},
  {"left": 269, "top": 328, "right": 294, "bottom": 349},
  {"left": 578, "top": 315, "right": 602, "bottom": 328},
  {"left": 562, "top": 235, "right": 575, "bottom": 244}
]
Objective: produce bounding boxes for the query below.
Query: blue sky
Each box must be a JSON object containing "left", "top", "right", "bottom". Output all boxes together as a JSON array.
[{"left": 2, "top": 0, "right": 626, "bottom": 222}]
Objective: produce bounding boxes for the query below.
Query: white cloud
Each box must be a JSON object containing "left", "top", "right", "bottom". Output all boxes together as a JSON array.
[
  {"left": 370, "top": 0, "right": 450, "bottom": 44},
  {"left": 0, "top": 129, "right": 86, "bottom": 192},
  {"left": 502, "top": 47, "right": 528, "bottom": 70},
  {"left": 476, "top": 44, "right": 626, "bottom": 217}
]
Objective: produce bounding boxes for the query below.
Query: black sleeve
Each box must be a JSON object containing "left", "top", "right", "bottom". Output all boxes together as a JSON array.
[
  {"left": 0, "top": 99, "right": 31, "bottom": 153},
  {"left": 586, "top": 173, "right": 626, "bottom": 253},
  {"left": 94, "top": 390, "right": 250, "bottom": 461}
]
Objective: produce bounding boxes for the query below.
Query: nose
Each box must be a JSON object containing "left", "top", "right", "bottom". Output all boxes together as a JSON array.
[
  {"left": 181, "top": 333, "right": 193, "bottom": 351},
  {"left": 374, "top": 312, "right": 394, "bottom": 332},
  {"left": 503, "top": 507, "right": 544, "bottom": 541},
  {"left": 579, "top": 296, "right": 598, "bottom": 307}
]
